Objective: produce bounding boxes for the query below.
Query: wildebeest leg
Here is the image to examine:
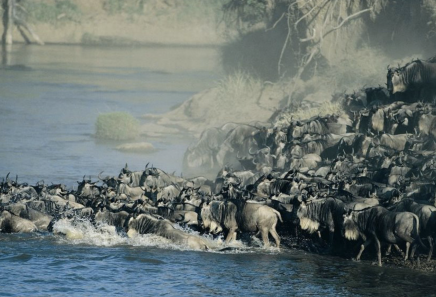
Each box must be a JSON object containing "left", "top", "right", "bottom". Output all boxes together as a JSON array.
[
  {"left": 385, "top": 244, "right": 392, "bottom": 256},
  {"left": 356, "top": 238, "right": 373, "bottom": 261},
  {"left": 405, "top": 242, "right": 411, "bottom": 261},
  {"left": 225, "top": 227, "right": 237, "bottom": 244},
  {"left": 374, "top": 236, "right": 382, "bottom": 267},
  {"left": 393, "top": 244, "right": 405, "bottom": 257},
  {"left": 427, "top": 236, "right": 434, "bottom": 262},
  {"left": 260, "top": 227, "right": 270, "bottom": 248},
  {"left": 386, "top": 244, "right": 405, "bottom": 256},
  {"left": 328, "top": 231, "right": 334, "bottom": 248},
  {"left": 269, "top": 226, "right": 280, "bottom": 248}
]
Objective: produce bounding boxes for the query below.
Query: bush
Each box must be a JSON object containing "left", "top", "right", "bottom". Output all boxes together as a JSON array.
[{"left": 95, "top": 112, "right": 140, "bottom": 141}]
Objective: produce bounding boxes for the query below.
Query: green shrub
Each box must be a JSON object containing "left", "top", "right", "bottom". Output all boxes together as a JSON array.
[{"left": 95, "top": 112, "right": 140, "bottom": 140}]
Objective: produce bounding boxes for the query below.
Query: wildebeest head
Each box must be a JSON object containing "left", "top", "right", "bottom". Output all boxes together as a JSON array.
[
  {"left": 77, "top": 179, "right": 98, "bottom": 197},
  {"left": 296, "top": 200, "right": 319, "bottom": 234},
  {"left": 98, "top": 171, "right": 118, "bottom": 188},
  {"left": 386, "top": 66, "right": 395, "bottom": 94},
  {"left": 342, "top": 210, "right": 360, "bottom": 240},
  {"left": 118, "top": 172, "right": 131, "bottom": 185},
  {"left": 387, "top": 64, "right": 408, "bottom": 94}
]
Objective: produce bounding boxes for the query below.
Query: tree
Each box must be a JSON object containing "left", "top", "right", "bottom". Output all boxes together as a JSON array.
[{"left": 2, "top": 0, "right": 44, "bottom": 45}]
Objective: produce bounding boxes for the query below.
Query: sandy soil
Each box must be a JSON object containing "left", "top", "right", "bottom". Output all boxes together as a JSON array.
[{"left": 146, "top": 82, "right": 287, "bottom": 137}]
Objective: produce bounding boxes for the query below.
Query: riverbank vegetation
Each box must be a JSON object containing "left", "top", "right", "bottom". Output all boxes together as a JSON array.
[{"left": 95, "top": 112, "right": 139, "bottom": 141}]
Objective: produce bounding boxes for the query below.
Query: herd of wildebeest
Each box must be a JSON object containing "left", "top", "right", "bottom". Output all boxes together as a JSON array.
[{"left": 2, "top": 57, "right": 436, "bottom": 267}]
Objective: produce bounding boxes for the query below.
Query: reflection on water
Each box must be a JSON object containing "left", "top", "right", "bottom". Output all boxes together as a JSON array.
[{"left": 0, "top": 44, "right": 221, "bottom": 185}]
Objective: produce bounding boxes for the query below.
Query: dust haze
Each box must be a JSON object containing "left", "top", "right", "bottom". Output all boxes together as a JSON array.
[{"left": 1, "top": 0, "right": 436, "bottom": 181}]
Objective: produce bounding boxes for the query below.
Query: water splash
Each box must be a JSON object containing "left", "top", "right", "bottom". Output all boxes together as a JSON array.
[{"left": 52, "top": 218, "right": 280, "bottom": 254}]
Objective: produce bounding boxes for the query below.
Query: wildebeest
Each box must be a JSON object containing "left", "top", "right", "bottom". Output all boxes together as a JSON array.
[
  {"left": 342, "top": 206, "right": 424, "bottom": 266},
  {"left": 4, "top": 203, "right": 52, "bottom": 231},
  {"left": 200, "top": 200, "right": 237, "bottom": 241},
  {"left": 76, "top": 179, "right": 100, "bottom": 198},
  {"left": 388, "top": 198, "right": 436, "bottom": 261},
  {"left": 117, "top": 182, "right": 145, "bottom": 201},
  {"left": 295, "top": 198, "right": 345, "bottom": 248},
  {"left": 387, "top": 60, "right": 436, "bottom": 98},
  {"left": 93, "top": 209, "right": 130, "bottom": 231},
  {"left": 183, "top": 127, "right": 228, "bottom": 174},
  {"left": 200, "top": 198, "right": 282, "bottom": 247},
  {"left": 0, "top": 210, "right": 37, "bottom": 233},
  {"left": 126, "top": 213, "right": 209, "bottom": 250},
  {"left": 98, "top": 171, "right": 118, "bottom": 188}
]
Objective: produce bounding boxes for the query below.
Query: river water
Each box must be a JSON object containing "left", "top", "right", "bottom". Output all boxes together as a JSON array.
[{"left": 0, "top": 44, "right": 434, "bottom": 296}]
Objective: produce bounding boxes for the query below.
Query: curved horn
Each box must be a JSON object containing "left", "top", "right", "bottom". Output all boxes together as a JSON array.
[
  {"left": 6, "top": 172, "right": 10, "bottom": 182},
  {"left": 98, "top": 171, "right": 105, "bottom": 181},
  {"left": 249, "top": 147, "right": 257, "bottom": 155}
]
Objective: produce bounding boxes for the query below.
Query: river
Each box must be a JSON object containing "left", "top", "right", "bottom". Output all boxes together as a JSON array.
[{"left": 0, "top": 44, "right": 434, "bottom": 296}]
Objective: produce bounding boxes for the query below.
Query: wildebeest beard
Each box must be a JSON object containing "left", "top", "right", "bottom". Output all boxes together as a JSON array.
[{"left": 343, "top": 215, "right": 360, "bottom": 241}]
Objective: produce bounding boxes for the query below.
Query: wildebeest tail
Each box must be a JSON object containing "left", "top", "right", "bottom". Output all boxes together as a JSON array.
[
  {"left": 273, "top": 209, "right": 283, "bottom": 223},
  {"left": 413, "top": 215, "right": 428, "bottom": 250}
]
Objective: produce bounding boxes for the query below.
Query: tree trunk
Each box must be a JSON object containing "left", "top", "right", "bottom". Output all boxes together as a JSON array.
[{"left": 2, "top": 0, "right": 14, "bottom": 45}]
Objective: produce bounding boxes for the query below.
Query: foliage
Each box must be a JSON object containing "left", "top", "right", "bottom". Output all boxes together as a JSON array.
[
  {"left": 101, "top": 0, "right": 226, "bottom": 25},
  {"left": 222, "top": 0, "right": 270, "bottom": 28},
  {"left": 95, "top": 112, "right": 140, "bottom": 141},
  {"left": 23, "top": 0, "right": 82, "bottom": 24}
]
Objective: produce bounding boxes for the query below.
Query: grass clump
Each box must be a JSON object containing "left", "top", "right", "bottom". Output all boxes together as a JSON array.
[
  {"left": 95, "top": 112, "right": 139, "bottom": 141},
  {"left": 216, "top": 71, "right": 263, "bottom": 102}
]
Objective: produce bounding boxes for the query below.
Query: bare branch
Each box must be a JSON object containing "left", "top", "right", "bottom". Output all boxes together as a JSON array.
[
  {"left": 278, "top": 17, "right": 292, "bottom": 76},
  {"left": 294, "top": 0, "right": 327, "bottom": 30},
  {"left": 322, "top": 7, "right": 372, "bottom": 39},
  {"left": 299, "top": 28, "right": 316, "bottom": 43},
  {"left": 265, "top": 12, "right": 286, "bottom": 32}
]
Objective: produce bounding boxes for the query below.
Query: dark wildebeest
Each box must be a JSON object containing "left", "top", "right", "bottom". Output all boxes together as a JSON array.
[
  {"left": 125, "top": 213, "right": 209, "bottom": 250},
  {"left": 387, "top": 60, "right": 436, "bottom": 101},
  {"left": 98, "top": 171, "right": 118, "bottom": 188},
  {"left": 342, "top": 206, "right": 424, "bottom": 266},
  {"left": 183, "top": 127, "right": 227, "bottom": 174},
  {"left": 93, "top": 209, "right": 130, "bottom": 232},
  {"left": 388, "top": 198, "right": 436, "bottom": 261},
  {"left": 295, "top": 198, "right": 345, "bottom": 248}
]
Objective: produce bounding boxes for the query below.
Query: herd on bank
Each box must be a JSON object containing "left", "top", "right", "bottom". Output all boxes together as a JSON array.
[{"left": 2, "top": 58, "right": 436, "bottom": 267}]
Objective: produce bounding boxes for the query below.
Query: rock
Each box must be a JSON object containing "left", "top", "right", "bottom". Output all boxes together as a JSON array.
[{"left": 115, "top": 142, "right": 157, "bottom": 153}]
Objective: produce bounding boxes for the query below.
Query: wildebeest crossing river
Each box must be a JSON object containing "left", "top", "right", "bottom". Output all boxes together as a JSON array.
[{"left": 0, "top": 45, "right": 435, "bottom": 296}]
